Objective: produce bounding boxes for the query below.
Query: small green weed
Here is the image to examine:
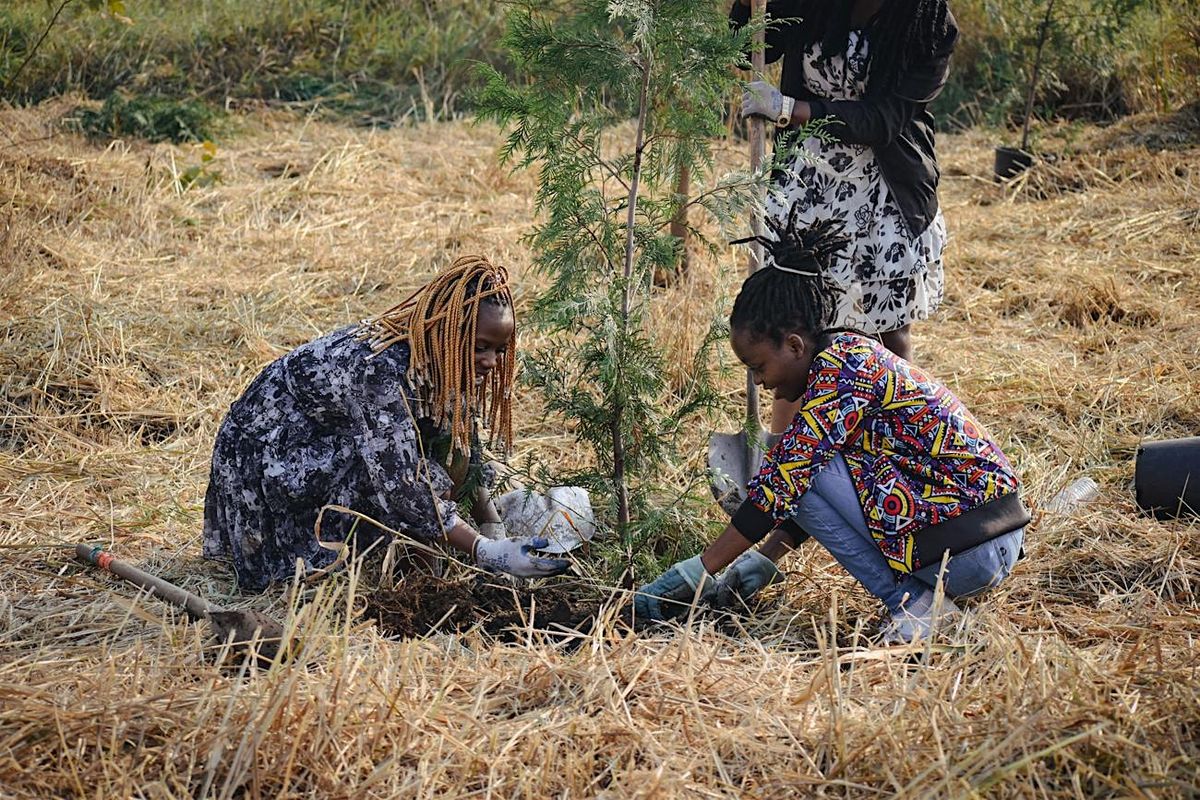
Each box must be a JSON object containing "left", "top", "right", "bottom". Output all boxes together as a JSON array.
[{"left": 176, "top": 140, "right": 221, "bottom": 192}]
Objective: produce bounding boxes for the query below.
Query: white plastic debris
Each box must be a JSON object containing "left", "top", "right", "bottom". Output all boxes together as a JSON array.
[
  {"left": 495, "top": 486, "right": 596, "bottom": 554},
  {"left": 1044, "top": 476, "right": 1100, "bottom": 513}
]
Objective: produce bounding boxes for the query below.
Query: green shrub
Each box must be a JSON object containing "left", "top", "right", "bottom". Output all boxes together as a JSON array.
[
  {"left": 937, "top": 0, "right": 1200, "bottom": 129},
  {"left": 74, "top": 92, "right": 214, "bottom": 143},
  {"left": 176, "top": 140, "right": 221, "bottom": 190},
  {"left": 475, "top": 0, "right": 758, "bottom": 566},
  {"left": 1, "top": 0, "right": 1194, "bottom": 129}
]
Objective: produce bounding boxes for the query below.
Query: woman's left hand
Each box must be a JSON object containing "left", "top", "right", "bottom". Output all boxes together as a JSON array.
[
  {"left": 742, "top": 80, "right": 786, "bottom": 122},
  {"left": 713, "top": 549, "right": 784, "bottom": 610}
]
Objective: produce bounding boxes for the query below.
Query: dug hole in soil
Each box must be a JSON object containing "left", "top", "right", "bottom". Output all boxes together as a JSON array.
[{"left": 363, "top": 573, "right": 616, "bottom": 643}]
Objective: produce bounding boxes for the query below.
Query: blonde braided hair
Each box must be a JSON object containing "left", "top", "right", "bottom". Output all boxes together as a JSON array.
[{"left": 355, "top": 255, "right": 515, "bottom": 459}]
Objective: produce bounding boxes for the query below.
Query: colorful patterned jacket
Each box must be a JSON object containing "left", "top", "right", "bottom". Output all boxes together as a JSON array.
[{"left": 732, "top": 332, "right": 1029, "bottom": 573}]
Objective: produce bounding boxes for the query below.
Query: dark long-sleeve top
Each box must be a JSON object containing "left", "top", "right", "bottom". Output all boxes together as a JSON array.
[
  {"left": 731, "top": 333, "right": 1029, "bottom": 573},
  {"left": 216, "top": 328, "right": 462, "bottom": 541},
  {"left": 730, "top": 1, "right": 959, "bottom": 237}
]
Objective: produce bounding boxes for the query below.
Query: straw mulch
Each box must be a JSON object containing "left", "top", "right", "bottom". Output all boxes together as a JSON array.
[{"left": 2, "top": 95, "right": 1198, "bottom": 797}]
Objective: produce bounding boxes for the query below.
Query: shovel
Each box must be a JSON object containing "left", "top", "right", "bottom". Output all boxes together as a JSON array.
[
  {"left": 709, "top": 0, "right": 768, "bottom": 516},
  {"left": 74, "top": 543, "right": 288, "bottom": 664},
  {"left": 708, "top": 426, "right": 765, "bottom": 517}
]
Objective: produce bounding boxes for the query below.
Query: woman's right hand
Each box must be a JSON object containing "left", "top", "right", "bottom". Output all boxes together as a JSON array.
[
  {"left": 474, "top": 536, "right": 571, "bottom": 578},
  {"left": 713, "top": 549, "right": 784, "bottom": 609},
  {"left": 741, "top": 80, "right": 786, "bottom": 122}
]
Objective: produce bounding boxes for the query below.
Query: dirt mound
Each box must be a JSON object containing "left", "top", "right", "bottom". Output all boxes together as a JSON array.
[{"left": 363, "top": 574, "right": 611, "bottom": 642}]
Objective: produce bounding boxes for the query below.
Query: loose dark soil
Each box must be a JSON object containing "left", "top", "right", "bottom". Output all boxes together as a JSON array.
[{"left": 363, "top": 574, "right": 612, "bottom": 643}]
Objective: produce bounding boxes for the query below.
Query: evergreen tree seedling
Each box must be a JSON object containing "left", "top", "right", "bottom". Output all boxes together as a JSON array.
[{"left": 476, "top": 0, "right": 824, "bottom": 567}]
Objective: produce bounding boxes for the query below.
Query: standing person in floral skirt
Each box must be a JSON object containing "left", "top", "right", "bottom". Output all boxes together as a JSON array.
[{"left": 731, "top": 0, "right": 959, "bottom": 437}]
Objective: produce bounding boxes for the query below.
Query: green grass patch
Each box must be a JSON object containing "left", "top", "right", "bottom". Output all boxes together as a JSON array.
[
  {"left": 935, "top": 0, "right": 1200, "bottom": 129},
  {"left": 0, "top": 0, "right": 511, "bottom": 125},
  {"left": 0, "top": 0, "right": 1196, "bottom": 131}
]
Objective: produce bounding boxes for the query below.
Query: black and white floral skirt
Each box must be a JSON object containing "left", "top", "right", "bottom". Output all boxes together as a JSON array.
[
  {"left": 765, "top": 140, "right": 947, "bottom": 336},
  {"left": 764, "top": 28, "right": 947, "bottom": 336}
]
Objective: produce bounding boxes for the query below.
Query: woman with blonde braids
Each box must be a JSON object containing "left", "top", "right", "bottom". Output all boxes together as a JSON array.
[{"left": 203, "top": 256, "right": 569, "bottom": 592}]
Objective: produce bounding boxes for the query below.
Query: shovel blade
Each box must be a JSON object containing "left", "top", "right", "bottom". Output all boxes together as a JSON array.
[
  {"left": 707, "top": 431, "right": 763, "bottom": 517},
  {"left": 207, "top": 609, "right": 288, "bottom": 665}
]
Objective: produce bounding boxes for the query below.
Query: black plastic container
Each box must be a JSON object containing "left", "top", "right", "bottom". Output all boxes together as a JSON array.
[
  {"left": 1135, "top": 437, "right": 1200, "bottom": 518},
  {"left": 993, "top": 146, "right": 1034, "bottom": 181}
]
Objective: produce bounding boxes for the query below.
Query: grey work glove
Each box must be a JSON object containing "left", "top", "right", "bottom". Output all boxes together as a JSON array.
[
  {"left": 741, "top": 80, "right": 788, "bottom": 122},
  {"left": 633, "top": 555, "right": 716, "bottom": 623},
  {"left": 713, "top": 549, "right": 784, "bottom": 610},
  {"left": 474, "top": 535, "right": 570, "bottom": 578}
]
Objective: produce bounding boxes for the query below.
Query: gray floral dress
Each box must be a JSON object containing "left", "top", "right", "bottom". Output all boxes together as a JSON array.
[
  {"left": 767, "top": 30, "right": 947, "bottom": 334},
  {"left": 202, "top": 326, "right": 463, "bottom": 592}
]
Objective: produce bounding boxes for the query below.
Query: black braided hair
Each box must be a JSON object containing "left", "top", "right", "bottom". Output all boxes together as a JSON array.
[
  {"left": 797, "top": 0, "right": 952, "bottom": 95},
  {"left": 729, "top": 204, "right": 851, "bottom": 344}
]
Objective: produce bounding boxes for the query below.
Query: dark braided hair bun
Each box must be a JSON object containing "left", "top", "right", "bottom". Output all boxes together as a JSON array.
[{"left": 730, "top": 205, "right": 851, "bottom": 344}]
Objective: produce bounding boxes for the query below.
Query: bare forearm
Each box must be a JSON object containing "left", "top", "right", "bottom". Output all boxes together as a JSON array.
[
  {"left": 470, "top": 484, "right": 502, "bottom": 526},
  {"left": 698, "top": 523, "right": 756, "bottom": 574},
  {"left": 444, "top": 520, "right": 481, "bottom": 556},
  {"left": 757, "top": 528, "right": 800, "bottom": 562}
]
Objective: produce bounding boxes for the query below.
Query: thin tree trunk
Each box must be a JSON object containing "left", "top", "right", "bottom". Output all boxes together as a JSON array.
[
  {"left": 2, "top": 0, "right": 73, "bottom": 96},
  {"left": 613, "top": 57, "right": 653, "bottom": 530},
  {"left": 746, "top": 0, "right": 766, "bottom": 441},
  {"left": 1021, "top": 0, "right": 1056, "bottom": 152},
  {"left": 667, "top": 162, "right": 691, "bottom": 278}
]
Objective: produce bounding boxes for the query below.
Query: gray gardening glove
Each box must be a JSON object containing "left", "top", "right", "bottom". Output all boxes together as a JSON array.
[
  {"left": 474, "top": 535, "right": 570, "bottom": 578},
  {"left": 633, "top": 555, "right": 716, "bottom": 622},
  {"left": 713, "top": 549, "right": 784, "bottom": 610},
  {"left": 741, "top": 80, "right": 787, "bottom": 122}
]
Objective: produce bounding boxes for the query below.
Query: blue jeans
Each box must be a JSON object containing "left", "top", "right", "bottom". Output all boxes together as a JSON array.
[{"left": 791, "top": 454, "right": 1024, "bottom": 613}]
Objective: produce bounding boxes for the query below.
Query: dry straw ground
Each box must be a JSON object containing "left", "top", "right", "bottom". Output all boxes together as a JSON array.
[{"left": 2, "top": 97, "right": 1199, "bottom": 797}]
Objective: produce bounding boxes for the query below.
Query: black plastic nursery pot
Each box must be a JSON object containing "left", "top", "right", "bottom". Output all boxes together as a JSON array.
[
  {"left": 993, "top": 146, "right": 1034, "bottom": 181},
  {"left": 1135, "top": 436, "right": 1200, "bottom": 519}
]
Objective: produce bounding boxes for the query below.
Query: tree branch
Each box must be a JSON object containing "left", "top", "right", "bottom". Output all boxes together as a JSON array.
[
  {"left": 564, "top": 130, "right": 630, "bottom": 193},
  {"left": 572, "top": 207, "right": 617, "bottom": 275},
  {"left": 611, "top": 56, "right": 654, "bottom": 530},
  {"left": 2, "top": 0, "right": 76, "bottom": 97}
]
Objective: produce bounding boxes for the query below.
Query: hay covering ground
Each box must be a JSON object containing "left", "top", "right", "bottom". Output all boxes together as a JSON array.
[{"left": 2, "top": 97, "right": 1199, "bottom": 797}]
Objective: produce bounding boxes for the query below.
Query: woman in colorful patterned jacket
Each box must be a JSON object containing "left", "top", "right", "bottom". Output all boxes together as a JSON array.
[
  {"left": 731, "top": 0, "right": 958, "bottom": 440},
  {"left": 635, "top": 211, "right": 1028, "bottom": 641},
  {"left": 203, "top": 256, "right": 570, "bottom": 592}
]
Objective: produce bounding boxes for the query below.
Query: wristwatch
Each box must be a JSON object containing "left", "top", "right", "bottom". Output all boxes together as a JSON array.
[{"left": 777, "top": 95, "right": 795, "bottom": 128}]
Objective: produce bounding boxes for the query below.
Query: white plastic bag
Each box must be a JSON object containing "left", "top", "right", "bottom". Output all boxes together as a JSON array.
[{"left": 495, "top": 486, "right": 596, "bottom": 554}]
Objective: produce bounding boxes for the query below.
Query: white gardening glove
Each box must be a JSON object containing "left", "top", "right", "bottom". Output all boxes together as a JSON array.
[
  {"left": 741, "top": 80, "right": 792, "bottom": 125},
  {"left": 713, "top": 549, "right": 784, "bottom": 610},
  {"left": 478, "top": 521, "right": 507, "bottom": 541},
  {"left": 474, "top": 535, "right": 571, "bottom": 578}
]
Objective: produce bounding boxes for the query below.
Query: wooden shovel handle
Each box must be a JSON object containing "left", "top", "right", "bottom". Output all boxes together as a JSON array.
[
  {"left": 748, "top": 0, "right": 767, "bottom": 268},
  {"left": 75, "top": 543, "right": 213, "bottom": 620},
  {"left": 745, "top": 0, "right": 767, "bottom": 428}
]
